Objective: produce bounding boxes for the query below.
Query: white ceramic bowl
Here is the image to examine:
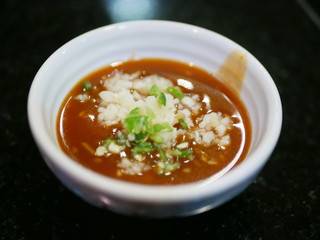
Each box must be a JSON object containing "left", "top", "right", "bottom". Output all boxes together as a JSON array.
[{"left": 28, "top": 20, "right": 282, "bottom": 218}]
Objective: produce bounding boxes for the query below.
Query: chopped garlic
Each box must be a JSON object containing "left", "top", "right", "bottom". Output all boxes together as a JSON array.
[
  {"left": 181, "top": 96, "right": 196, "bottom": 108},
  {"left": 94, "top": 71, "right": 234, "bottom": 176},
  {"left": 95, "top": 146, "right": 107, "bottom": 156},
  {"left": 108, "top": 142, "right": 124, "bottom": 154},
  {"left": 202, "top": 131, "right": 216, "bottom": 145},
  {"left": 75, "top": 93, "right": 90, "bottom": 102},
  {"left": 117, "top": 158, "right": 151, "bottom": 175},
  {"left": 176, "top": 142, "right": 189, "bottom": 149}
]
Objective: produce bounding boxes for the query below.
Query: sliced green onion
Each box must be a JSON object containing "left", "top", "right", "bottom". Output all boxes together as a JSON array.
[
  {"left": 153, "top": 122, "right": 173, "bottom": 132},
  {"left": 152, "top": 124, "right": 162, "bottom": 133},
  {"left": 132, "top": 141, "right": 154, "bottom": 154},
  {"left": 179, "top": 118, "right": 189, "bottom": 130},
  {"left": 134, "top": 132, "right": 148, "bottom": 143},
  {"left": 166, "top": 87, "right": 185, "bottom": 99},
  {"left": 101, "top": 137, "right": 114, "bottom": 148},
  {"left": 159, "top": 149, "right": 167, "bottom": 161},
  {"left": 173, "top": 149, "right": 182, "bottom": 157},
  {"left": 116, "top": 131, "right": 127, "bottom": 145},
  {"left": 82, "top": 81, "right": 92, "bottom": 92},
  {"left": 146, "top": 107, "right": 156, "bottom": 119},
  {"left": 174, "top": 148, "right": 193, "bottom": 157},
  {"left": 128, "top": 107, "right": 141, "bottom": 117},
  {"left": 158, "top": 92, "right": 166, "bottom": 106},
  {"left": 180, "top": 149, "right": 193, "bottom": 157},
  {"left": 124, "top": 115, "right": 148, "bottom": 134},
  {"left": 154, "top": 142, "right": 164, "bottom": 150},
  {"left": 157, "top": 161, "right": 180, "bottom": 175},
  {"left": 150, "top": 134, "right": 164, "bottom": 144},
  {"left": 146, "top": 124, "right": 156, "bottom": 135},
  {"left": 149, "top": 84, "right": 161, "bottom": 96},
  {"left": 164, "top": 162, "right": 180, "bottom": 173}
]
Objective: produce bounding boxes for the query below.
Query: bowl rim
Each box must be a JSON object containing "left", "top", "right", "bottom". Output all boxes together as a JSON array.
[{"left": 28, "top": 20, "right": 282, "bottom": 204}]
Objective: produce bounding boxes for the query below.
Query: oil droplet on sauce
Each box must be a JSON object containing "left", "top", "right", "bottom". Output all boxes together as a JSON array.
[{"left": 217, "top": 50, "right": 247, "bottom": 95}]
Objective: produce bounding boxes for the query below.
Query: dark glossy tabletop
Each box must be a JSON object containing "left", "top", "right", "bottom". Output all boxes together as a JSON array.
[{"left": 1, "top": 0, "right": 320, "bottom": 239}]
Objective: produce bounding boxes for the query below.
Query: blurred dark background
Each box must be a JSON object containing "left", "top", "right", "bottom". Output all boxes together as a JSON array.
[{"left": 1, "top": 0, "right": 320, "bottom": 239}]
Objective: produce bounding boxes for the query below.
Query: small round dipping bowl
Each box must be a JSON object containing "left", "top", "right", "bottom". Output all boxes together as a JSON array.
[{"left": 28, "top": 20, "right": 282, "bottom": 218}]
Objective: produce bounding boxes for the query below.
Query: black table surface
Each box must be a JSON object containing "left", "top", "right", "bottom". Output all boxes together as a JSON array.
[{"left": 1, "top": 0, "right": 320, "bottom": 239}]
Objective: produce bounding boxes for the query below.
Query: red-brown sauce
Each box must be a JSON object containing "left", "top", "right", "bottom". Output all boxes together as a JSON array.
[{"left": 57, "top": 58, "right": 251, "bottom": 185}]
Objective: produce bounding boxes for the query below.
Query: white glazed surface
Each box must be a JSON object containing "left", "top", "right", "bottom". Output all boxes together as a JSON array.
[{"left": 28, "top": 20, "right": 282, "bottom": 217}]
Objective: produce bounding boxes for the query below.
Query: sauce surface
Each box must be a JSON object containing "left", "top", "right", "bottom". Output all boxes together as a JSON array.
[{"left": 57, "top": 58, "right": 251, "bottom": 185}]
